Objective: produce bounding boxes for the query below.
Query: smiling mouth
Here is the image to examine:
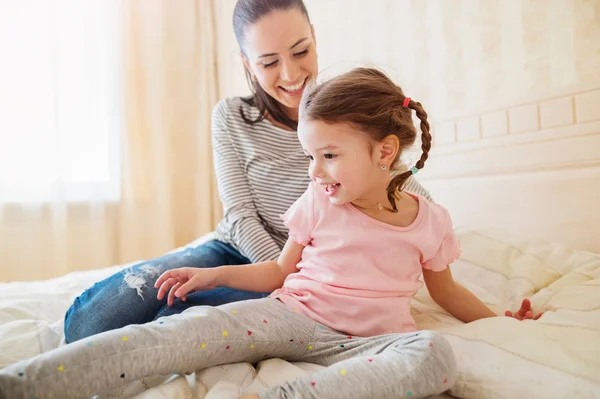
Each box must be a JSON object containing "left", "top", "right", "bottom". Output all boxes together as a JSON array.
[
  {"left": 279, "top": 77, "right": 308, "bottom": 94},
  {"left": 321, "top": 183, "right": 340, "bottom": 196}
]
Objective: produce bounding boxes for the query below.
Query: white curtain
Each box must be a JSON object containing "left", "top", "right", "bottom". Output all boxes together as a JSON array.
[
  {"left": 0, "top": 0, "right": 122, "bottom": 204},
  {"left": 0, "top": 0, "right": 222, "bottom": 282}
]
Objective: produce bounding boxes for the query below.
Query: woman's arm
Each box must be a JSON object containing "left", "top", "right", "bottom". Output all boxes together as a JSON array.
[
  {"left": 212, "top": 100, "right": 283, "bottom": 262},
  {"left": 404, "top": 176, "right": 433, "bottom": 202},
  {"left": 423, "top": 267, "right": 497, "bottom": 322}
]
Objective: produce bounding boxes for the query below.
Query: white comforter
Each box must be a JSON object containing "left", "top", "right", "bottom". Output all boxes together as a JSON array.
[{"left": 1, "top": 228, "right": 599, "bottom": 398}]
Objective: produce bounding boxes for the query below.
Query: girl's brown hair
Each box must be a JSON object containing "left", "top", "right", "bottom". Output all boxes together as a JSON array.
[
  {"left": 233, "top": 0, "right": 311, "bottom": 131},
  {"left": 300, "top": 67, "right": 432, "bottom": 211}
]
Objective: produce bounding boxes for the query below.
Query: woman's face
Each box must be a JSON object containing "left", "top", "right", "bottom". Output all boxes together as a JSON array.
[{"left": 242, "top": 8, "right": 318, "bottom": 117}]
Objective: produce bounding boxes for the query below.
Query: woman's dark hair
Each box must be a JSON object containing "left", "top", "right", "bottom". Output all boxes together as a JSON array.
[
  {"left": 233, "top": 0, "right": 311, "bottom": 131},
  {"left": 301, "top": 68, "right": 432, "bottom": 212}
]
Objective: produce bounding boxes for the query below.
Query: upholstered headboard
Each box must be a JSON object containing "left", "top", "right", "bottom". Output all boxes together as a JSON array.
[{"left": 418, "top": 81, "right": 600, "bottom": 253}]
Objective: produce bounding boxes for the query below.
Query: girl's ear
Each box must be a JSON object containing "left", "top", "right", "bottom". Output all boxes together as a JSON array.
[{"left": 378, "top": 134, "right": 400, "bottom": 165}]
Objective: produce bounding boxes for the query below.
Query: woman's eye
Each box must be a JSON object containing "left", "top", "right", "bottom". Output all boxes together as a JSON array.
[
  {"left": 294, "top": 49, "right": 309, "bottom": 57},
  {"left": 263, "top": 60, "right": 278, "bottom": 68}
]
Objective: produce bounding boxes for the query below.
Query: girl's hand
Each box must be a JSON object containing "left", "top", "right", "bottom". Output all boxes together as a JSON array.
[
  {"left": 154, "top": 268, "right": 220, "bottom": 306},
  {"left": 505, "top": 298, "right": 543, "bottom": 320}
]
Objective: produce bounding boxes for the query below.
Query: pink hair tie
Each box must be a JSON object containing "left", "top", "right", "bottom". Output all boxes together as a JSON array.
[{"left": 403, "top": 97, "right": 411, "bottom": 108}]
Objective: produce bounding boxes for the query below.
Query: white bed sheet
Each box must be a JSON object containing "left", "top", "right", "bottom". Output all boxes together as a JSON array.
[{"left": 1, "top": 228, "right": 599, "bottom": 398}]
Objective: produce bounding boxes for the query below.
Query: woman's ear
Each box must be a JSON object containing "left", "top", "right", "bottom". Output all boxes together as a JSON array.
[
  {"left": 379, "top": 135, "right": 400, "bottom": 164},
  {"left": 241, "top": 53, "right": 255, "bottom": 80}
]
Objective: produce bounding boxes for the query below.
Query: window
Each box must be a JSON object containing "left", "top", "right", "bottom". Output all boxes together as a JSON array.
[{"left": 0, "top": 0, "right": 122, "bottom": 203}]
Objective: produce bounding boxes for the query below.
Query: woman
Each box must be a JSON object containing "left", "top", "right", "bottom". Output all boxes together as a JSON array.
[{"left": 64, "top": 0, "right": 433, "bottom": 343}]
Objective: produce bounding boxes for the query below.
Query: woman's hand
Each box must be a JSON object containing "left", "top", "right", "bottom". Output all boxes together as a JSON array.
[
  {"left": 154, "top": 268, "right": 220, "bottom": 306},
  {"left": 505, "top": 298, "right": 543, "bottom": 320}
]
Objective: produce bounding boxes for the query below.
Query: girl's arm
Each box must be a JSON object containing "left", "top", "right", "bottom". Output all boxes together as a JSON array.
[
  {"left": 155, "top": 237, "right": 304, "bottom": 305},
  {"left": 217, "top": 237, "right": 304, "bottom": 292},
  {"left": 422, "top": 267, "right": 497, "bottom": 322}
]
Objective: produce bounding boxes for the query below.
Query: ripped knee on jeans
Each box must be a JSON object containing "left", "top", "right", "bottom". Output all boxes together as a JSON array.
[{"left": 122, "top": 264, "right": 162, "bottom": 300}]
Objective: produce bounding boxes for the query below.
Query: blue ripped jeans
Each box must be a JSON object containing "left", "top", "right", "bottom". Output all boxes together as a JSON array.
[{"left": 63, "top": 240, "right": 270, "bottom": 343}]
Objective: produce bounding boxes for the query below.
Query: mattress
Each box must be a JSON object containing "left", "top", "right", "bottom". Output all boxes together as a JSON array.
[{"left": 1, "top": 228, "right": 599, "bottom": 398}]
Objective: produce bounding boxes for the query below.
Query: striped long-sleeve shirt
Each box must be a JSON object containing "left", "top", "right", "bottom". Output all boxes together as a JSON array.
[{"left": 212, "top": 97, "right": 433, "bottom": 263}]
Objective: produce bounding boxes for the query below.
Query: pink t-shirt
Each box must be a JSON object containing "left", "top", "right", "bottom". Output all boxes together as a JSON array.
[{"left": 270, "top": 182, "right": 461, "bottom": 337}]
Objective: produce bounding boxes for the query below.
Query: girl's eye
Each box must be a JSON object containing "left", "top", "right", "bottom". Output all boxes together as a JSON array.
[
  {"left": 262, "top": 60, "right": 278, "bottom": 68},
  {"left": 324, "top": 154, "right": 336, "bottom": 159},
  {"left": 305, "top": 155, "right": 314, "bottom": 161},
  {"left": 294, "top": 49, "right": 309, "bottom": 57}
]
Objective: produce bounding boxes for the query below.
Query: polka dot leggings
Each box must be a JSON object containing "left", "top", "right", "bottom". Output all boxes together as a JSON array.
[{"left": 0, "top": 298, "right": 456, "bottom": 399}]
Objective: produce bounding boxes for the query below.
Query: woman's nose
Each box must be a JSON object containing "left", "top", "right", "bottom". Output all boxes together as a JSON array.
[{"left": 280, "top": 59, "right": 301, "bottom": 83}]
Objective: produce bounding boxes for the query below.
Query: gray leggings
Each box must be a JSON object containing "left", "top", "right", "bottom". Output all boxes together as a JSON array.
[{"left": 0, "top": 298, "right": 456, "bottom": 399}]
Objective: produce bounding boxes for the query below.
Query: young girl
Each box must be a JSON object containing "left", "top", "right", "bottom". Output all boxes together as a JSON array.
[
  {"left": 62, "top": 0, "right": 435, "bottom": 344},
  {"left": 0, "top": 68, "right": 539, "bottom": 399}
]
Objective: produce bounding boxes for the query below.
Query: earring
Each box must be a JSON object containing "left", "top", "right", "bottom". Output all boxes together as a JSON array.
[{"left": 381, "top": 165, "right": 387, "bottom": 171}]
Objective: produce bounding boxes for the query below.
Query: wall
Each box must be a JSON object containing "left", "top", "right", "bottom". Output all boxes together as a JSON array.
[
  {"left": 211, "top": 0, "right": 600, "bottom": 251},
  {"left": 214, "top": 0, "right": 600, "bottom": 126},
  {"left": 418, "top": 80, "right": 600, "bottom": 253}
]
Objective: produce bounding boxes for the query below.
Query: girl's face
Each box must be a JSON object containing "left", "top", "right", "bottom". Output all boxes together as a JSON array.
[
  {"left": 241, "top": 9, "right": 318, "bottom": 118},
  {"left": 298, "top": 119, "right": 398, "bottom": 207}
]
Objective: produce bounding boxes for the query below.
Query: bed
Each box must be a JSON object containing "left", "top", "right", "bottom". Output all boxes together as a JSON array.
[{"left": 1, "top": 82, "right": 600, "bottom": 398}]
